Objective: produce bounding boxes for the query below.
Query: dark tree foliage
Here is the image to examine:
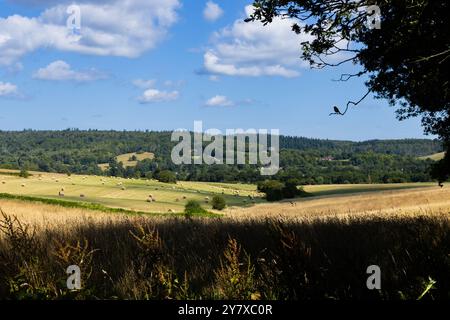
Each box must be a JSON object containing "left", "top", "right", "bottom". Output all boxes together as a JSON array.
[
  {"left": 0, "top": 130, "right": 442, "bottom": 184},
  {"left": 247, "top": 0, "right": 450, "bottom": 183},
  {"left": 211, "top": 195, "right": 227, "bottom": 210},
  {"left": 156, "top": 170, "right": 177, "bottom": 184}
]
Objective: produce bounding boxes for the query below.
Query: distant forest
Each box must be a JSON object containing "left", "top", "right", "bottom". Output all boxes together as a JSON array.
[{"left": 0, "top": 130, "right": 444, "bottom": 184}]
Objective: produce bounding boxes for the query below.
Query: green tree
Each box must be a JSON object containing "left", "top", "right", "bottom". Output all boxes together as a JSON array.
[
  {"left": 212, "top": 195, "right": 226, "bottom": 210},
  {"left": 184, "top": 200, "right": 208, "bottom": 215},
  {"left": 248, "top": 0, "right": 450, "bottom": 183},
  {"left": 257, "top": 180, "right": 285, "bottom": 201},
  {"left": 19, "top": 169, "right": 29, "bottom": 178},
  {"left": 156, "top": 170, "right": 177, "bottom": 184}
]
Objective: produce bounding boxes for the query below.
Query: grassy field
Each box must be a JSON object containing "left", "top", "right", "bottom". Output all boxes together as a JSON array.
[
  {"left": 0, "top": 170, "right": 264, "bottom": 214},
  {"left": 0, "top": 170, "right": 439, "bottom": 214},
  {"left": 0, "top": 170, "right": 449, "bottom": 300},
  {"left": 419, "top": 152, "right": 445, "bottom": 161},
  {"left": 98, "top": 152, "right": 155, "bottom": 170}
]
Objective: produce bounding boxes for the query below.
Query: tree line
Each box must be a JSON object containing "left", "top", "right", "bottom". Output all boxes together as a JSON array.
[{"left": 0, "top": 130, "right": 444, "bottom": 184}]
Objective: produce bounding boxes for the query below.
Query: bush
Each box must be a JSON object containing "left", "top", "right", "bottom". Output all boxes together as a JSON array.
[
  {"left": 258, "top": 179, "right": 310, "bottom": 201},
  {"left": 19, "top": 169, "right": 29, "bottom": 179},
  {"left": 212, "top": 195, "right": 226, "bottom": 210},
  {"left": 184, "top": 200, "right": 208, "bottom": 216},
  {"left": 282, "top": 179, "right": 301, "bottom": 199},
  {"left": 156, "top": 170, "right": 177, "bottom": 184},
  {"left": 257, "top": 180, "right": 284, "bottom": 202}
]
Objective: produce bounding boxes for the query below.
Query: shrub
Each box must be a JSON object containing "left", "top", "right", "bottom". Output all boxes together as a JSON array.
[
  {"left": 257, "top": 180, "right": 284, "bottom": 201},
  {"left": 156, "top": 170, "right": 177, "bottom": 184},
  {"left": 184, "top": 200, "right": 208, "bottom": 216},
  {"left": 19, "top": 169, "right": 29, "bottom": 179},
  {"left": 212, "top": 195, "right": 226, "bottom": 210},
  {"left": 282, "top": 179, "right": 301, "bottom": 199},
  {"left": 258, "top": 179, "right": 311, "bottom": 201}
]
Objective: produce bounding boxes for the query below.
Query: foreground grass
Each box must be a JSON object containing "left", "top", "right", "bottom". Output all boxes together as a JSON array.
[{"left": 0, "top": 203, "right": 448, "bottom": 300}]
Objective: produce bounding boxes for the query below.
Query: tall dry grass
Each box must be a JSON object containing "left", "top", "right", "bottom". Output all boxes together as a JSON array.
[{"left": 0, "top": 199, "right": 449, "bottom": 300}]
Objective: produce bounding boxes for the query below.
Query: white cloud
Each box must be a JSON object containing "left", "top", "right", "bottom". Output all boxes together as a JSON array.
[
  {"left": 33, "top": 60, "right": 106, "bottom": 82},
  {"left": 205, "top": 95, "right": 234, "bottom": 107},
  {"left": 138, "top": 88, "right": 179, "bottom": 103},
  {"left": 203, "top": 1, "right": 223, "bottom": 22},
  {"left": 0, "top": 81, "right": 19, "bottom": 97},
  {"left": 133, "top": 79, "right": 156, "bottom": 89},
  {"left": 0, "top": 0, "right": 181, "bottom": 66},
  {"left": 203, "top": 5, "right": 314, "bottom": 78}
]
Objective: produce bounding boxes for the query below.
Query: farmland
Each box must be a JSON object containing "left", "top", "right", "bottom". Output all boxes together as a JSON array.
[
  {"left": 0, "top": 168, "right": 449, "bottom": 300},
  {"left": 0, "top": 170, "right": 441, "bottom": 215}
]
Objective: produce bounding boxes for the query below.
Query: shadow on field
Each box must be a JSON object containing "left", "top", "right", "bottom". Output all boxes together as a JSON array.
[{"left": 0, "top": 211, "right": 449, "bottom": 300}]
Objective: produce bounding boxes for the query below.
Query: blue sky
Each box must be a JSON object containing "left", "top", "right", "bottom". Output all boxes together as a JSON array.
[{"left": 0, "top": 0, "right": 430, "bottom": 141}]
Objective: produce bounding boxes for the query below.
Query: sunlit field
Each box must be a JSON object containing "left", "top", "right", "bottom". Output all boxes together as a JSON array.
[{"left": 0, "top": 170, "right": 441, "bottom": 215}]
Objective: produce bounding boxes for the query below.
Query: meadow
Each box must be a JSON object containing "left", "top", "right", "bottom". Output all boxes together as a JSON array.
[
  {"left": 0, "top": 170, "right": 440, "bottom": 214},
  {"left": 0, "top": 170, "right": 449, "bottom": 300}
]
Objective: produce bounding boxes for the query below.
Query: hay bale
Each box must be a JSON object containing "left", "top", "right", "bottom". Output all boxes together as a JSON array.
[
  {"left": 121, "top": 187, "right": 126, "bottom": 191},
  {"left": 146, "top": 198, "right": 153, "bottom": 203},
  {"left": 1, "top": 181, "right": 5, "bottom": 184},
  {"left": 59, "top": 191, "right": 65, "bottom": 197},
  {"left": 182, "top": 195, "right": 187, "bottom": 199},
  {"left": 21, "top": 183, "right": 26, "bottom": 187},
  {"left": 61, "top": 187, "right": 65, "bottom": 192},
  {"left": 80, "top": 194, "right": 85, "bottom": 198},
  {"left": 168, "top": 209, "right": 174, "bottom": 213}
]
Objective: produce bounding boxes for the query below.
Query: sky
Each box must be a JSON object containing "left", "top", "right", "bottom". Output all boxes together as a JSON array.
[{"left": 0, "top": 0, "right": 431, "bottom": 141}]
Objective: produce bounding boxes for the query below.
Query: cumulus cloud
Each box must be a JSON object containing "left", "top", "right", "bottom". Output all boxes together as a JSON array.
[
  {"left": 0, "top": 0, "right": 181, "bottom": 66},
  {"left": 0, "top": 81, "right": 19, "bottom": 97},
  {"left": 203, "top": 1, "right": 223, "bottom": 22},
  {"left": 33, "top": 60, "right": 106, "bottom": 82},
  {"left": 133, "top": 79, "right": 156, "bottom": 89},
  {"left": 138, "top": 88, "right": 179, "bottom": 103},
  {"left": 205, "top": 95, "right": 234, "bottom": 107},
  {"left": 202, "top": 5, "right": 314, "bottom": 78}
]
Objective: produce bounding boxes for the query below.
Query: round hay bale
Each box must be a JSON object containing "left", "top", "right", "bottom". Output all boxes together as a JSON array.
[
  {"left": 80, "top": 194, "right": 85, "bottom": 198},
  {"left": 182, "top": 195, "right": 187, "bottom": 199},
  {"left": 21, "top": 183, "right": 26, "bottom": 187},
  {"left": 1, "top": 181, "right": 5, "bottom": 184},
  {"left": 168, "top": 209, "right": 174, "bottom": 213},
  {"left": 121, "top": 187, "right": 126, "bottom": 191},
  {"left": 146, "top": 198, "right": 153, "bottom": 203}
]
